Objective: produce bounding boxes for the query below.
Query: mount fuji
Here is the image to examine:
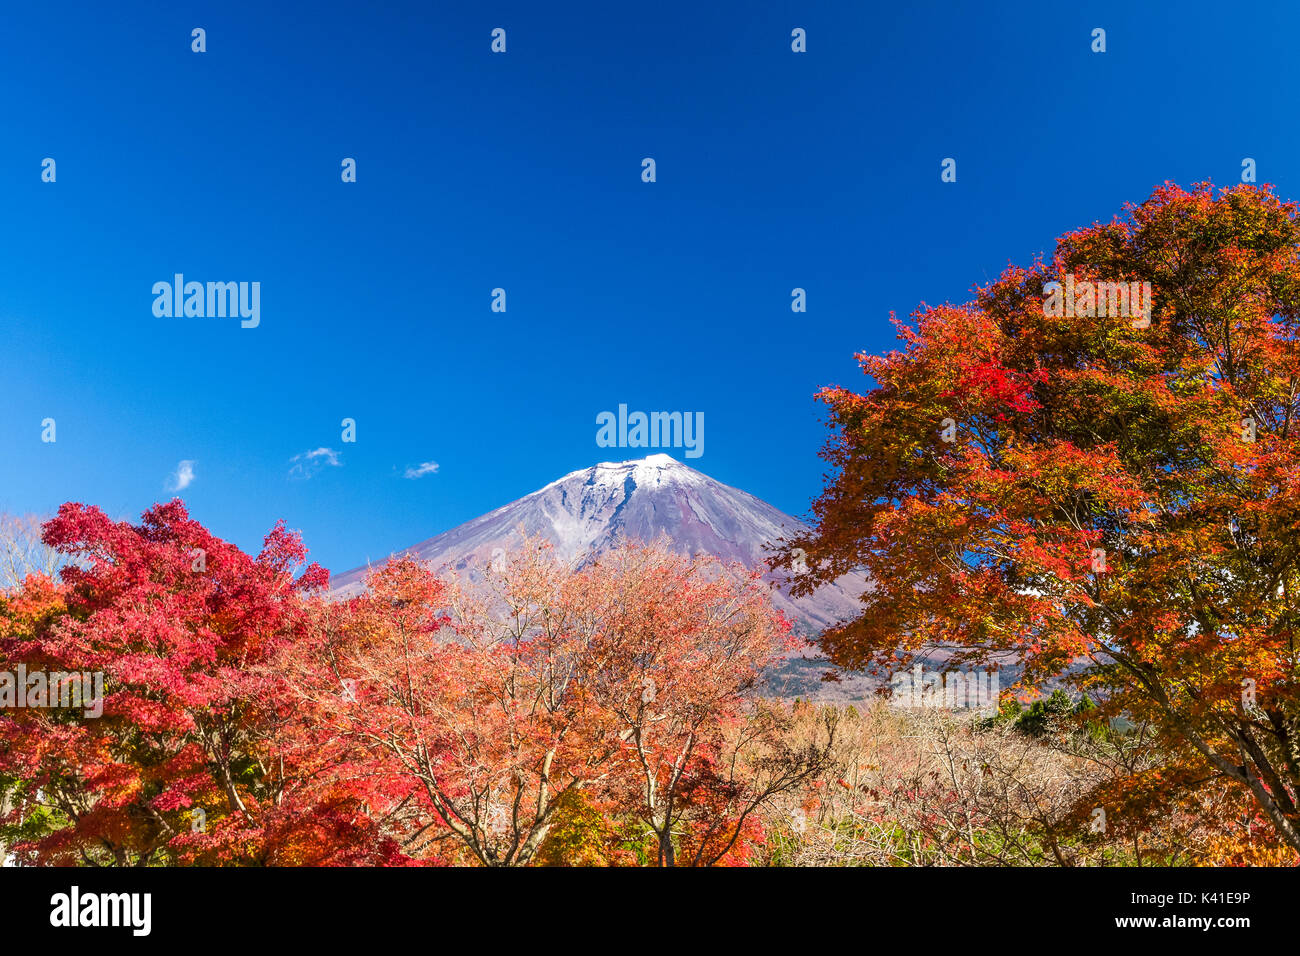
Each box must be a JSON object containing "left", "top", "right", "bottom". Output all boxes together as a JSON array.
[{"left": 330, "top": 453, "right": 867, "bottom": 635}]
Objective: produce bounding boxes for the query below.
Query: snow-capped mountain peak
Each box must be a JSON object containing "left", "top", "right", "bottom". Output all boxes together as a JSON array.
[{"left": 332, "top": 455, "right": 866, "bottom": 632}]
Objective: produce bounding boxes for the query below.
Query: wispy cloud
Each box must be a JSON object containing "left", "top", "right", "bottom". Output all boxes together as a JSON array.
[
  {"left": 167, "top": 460, "right": 196, "bottom": 492},
  {"left": 289, "top": 447, "right": 341, "bottom": 480},
  {"left": 402, "top": 460, "right": 440, "bottom": 480}
]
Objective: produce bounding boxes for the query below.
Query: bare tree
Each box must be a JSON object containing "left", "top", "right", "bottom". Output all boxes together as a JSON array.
[{"left": 0, "top": 513, "right": 64, "bottom": 590}]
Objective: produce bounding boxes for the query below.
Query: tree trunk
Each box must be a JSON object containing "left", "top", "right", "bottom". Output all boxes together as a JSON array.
[{"left": 658, "top": 829, "right": 676, "bottom": 867}]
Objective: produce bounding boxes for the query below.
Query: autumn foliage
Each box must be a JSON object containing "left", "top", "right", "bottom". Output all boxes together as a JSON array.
[
  {"left": 0, "top": 500, "right": 393, "bottom": 865},
  {"left": 0, "top": 507, "right": 824, "bottom": 866},
  {"left": 787, "top": 182, "right": 1300, "bottom": 857}
]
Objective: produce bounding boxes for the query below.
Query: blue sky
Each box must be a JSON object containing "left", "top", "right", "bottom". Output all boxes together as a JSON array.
[{"left": 2, "top": 1, "right": 1297, "bottom": 576}]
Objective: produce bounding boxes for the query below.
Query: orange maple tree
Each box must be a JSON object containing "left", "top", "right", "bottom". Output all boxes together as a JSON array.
[
  {"left": 578, "top": 542, "right": 833, "bottom": 866},
  {"left": 283, "top": 547, "right": 624, "bottom": 866},
  {"left": 787, "top": 183, "right": 1300, "bottom": 855}
]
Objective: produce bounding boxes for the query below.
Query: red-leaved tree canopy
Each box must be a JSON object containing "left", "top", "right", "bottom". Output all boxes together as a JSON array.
[{"left": 786, "top": 183, "right": 1300, "bottom": 852}]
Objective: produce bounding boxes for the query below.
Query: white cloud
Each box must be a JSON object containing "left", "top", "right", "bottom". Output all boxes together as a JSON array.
[
  {"left": 289, "top": 447, "right": 342, "bottom": 480},
  {"left": 403, "top": 460, "right": 440, "bottom": 480},
  {"left": 167, "top": 460, "right": 196, "bottom": 492}
]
